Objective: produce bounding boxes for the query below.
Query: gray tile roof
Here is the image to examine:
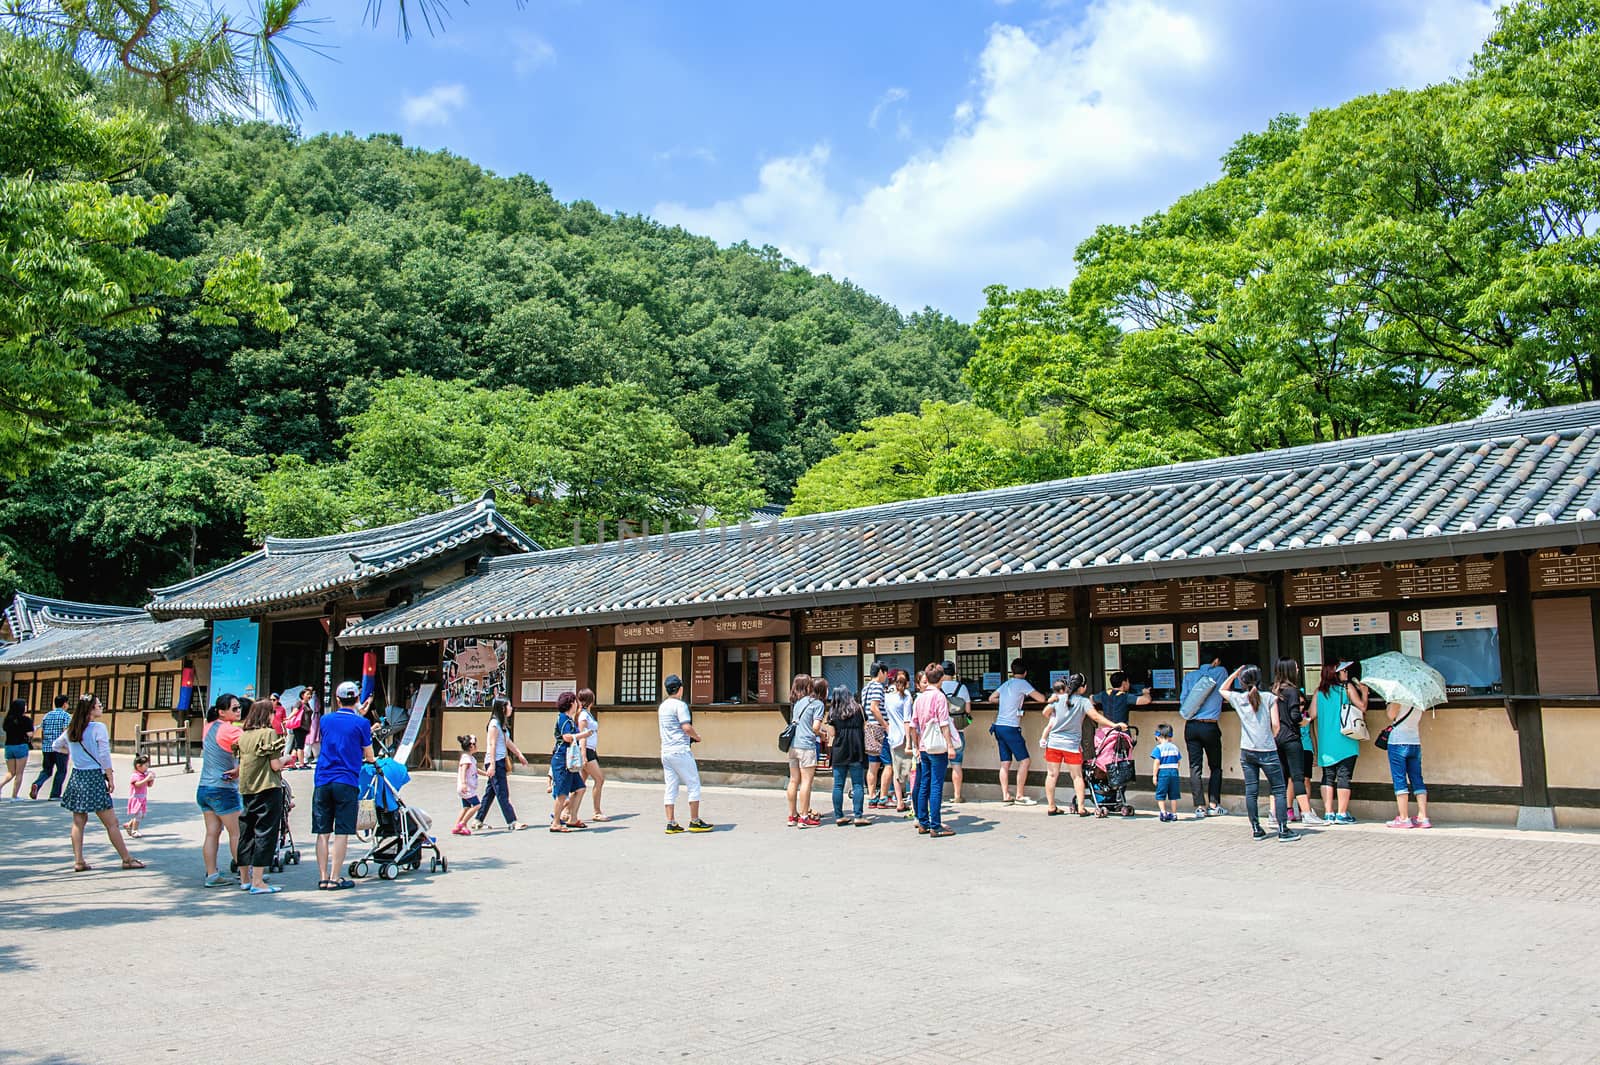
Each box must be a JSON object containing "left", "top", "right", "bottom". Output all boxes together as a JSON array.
[
  {"left": 5, "top": 592, "right": 145, "bottom": 641},
  {"left": 147, "top": 491, "right": 541, "bottom": 620},
  {"left": 0, "top": 612, "right": 208, "bottom": 671},
  {"left": 339, "top": 402, "right": 1600, "bottom": 645}
]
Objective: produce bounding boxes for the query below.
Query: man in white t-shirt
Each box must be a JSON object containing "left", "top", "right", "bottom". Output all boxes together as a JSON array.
[
  {"left": 659, "top": 674, "right": 712, "bottom": 834},
  {"left": 993, "top": 659, "right": 1046, "bottom": 805}
]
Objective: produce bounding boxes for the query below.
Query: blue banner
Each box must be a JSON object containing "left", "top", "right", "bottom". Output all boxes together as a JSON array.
[{"left": 210, "top": 618, "right": 261, "bottom": 703}]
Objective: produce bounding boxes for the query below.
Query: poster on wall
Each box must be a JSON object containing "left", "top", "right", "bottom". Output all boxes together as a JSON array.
[
  {"left": 210, "top": 618, "right": 261, "bottom": 702},
  {"left": 442, "top": 636, "right": 508, "bottom": 707}
]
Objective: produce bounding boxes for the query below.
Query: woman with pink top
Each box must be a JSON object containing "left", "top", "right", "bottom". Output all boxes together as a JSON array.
[{"left": 910, "top": 663, "right": 959, "bottom": 838}]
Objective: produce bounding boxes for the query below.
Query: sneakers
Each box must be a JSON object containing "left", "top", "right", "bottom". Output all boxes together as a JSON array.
[
  {"left": 664, "top": 822, "right": 686, "bottom": 834},
  {"left": 1158, "top": 812, "right": 1176, "bottom": 823},
  {"left": 786, "top": 815, "right": 799, "bottom": 828},
  {"left": 1193, "top": 807, "right": 1208, "bottom": 820},
  {"left": 800, "top": 814, "right": 821, "bottom": 827},
  {"left": 1208, "top": 804, "right": 1230, "bottom": 817},
  {"left": 28, "top": 782, "right": 40, "bottom": 801},
  {"left": 1413, "top": 818, "right": 1432, "bottom": 829},
  {"left": 1301, "top": 811, "right": 1326, "bottom": 826},
  {"left": 1336, "top": 813, "right": 1358, "bottom": 825},
  {"left": 1386, "top": 816, "right": 1413, "bottom": 829},
  {"left": 1251, "top": 825, "right": 1268, "bottom": 840},
  {"left": 687, "top": 820, "right": 713, "bottom": 832},
  {"left": 1278, "top": 828, "right": 1302, "bottom": 843},
  {"left": 1014, "top": 796, "right": 1039, "bottom": 807}
]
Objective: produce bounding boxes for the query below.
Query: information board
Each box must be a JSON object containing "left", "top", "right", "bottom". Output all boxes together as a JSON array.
[
  {"left": 1531, "top": 544, "right": 1600, "bottom": 590},
  {"left": 1285, "top": 557, "right": 1506, "bottom": 605},
  {"left": 612, "top": 615, "right": 789, "bottom": 645},
  {"left": 512, "top": 630, "right": 590, "bottom": 706},
  {"left": 1091, "top": 579, "right": 1262, "bottom": 616},
  {"left": 690, "top": 645, "right": 716, "bottom": 704},
  {"left": 803, "top": 601, "right": 917, "bottom": 633},
  {"left": 933, "top": 596, "right": 1000, "bottom": 626}
]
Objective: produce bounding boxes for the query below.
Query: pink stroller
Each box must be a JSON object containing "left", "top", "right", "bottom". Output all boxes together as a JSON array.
[{"left": 1088, "top": 726, "right": 1140, "bottom": 817}]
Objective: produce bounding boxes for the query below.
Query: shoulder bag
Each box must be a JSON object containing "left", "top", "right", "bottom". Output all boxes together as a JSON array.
[
  {"left": 920, "top": 702, "right": 949, "bottom": 755},
  {"left": 778, "top": 701, "right": 803, "bottom": 753},
  {"left": 1339, "top": 696, "right": 1371, "bottom": 742},
  {"left": 1373, "top": 706, "right": 1414, "bottom": 751},
  {"left": 1178, "top": 676, "right": 1216, "bottom": 720}
]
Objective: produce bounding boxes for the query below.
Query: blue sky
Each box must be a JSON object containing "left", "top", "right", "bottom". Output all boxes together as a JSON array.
[{"left": 292, "top": 0, "right": 1501, "bottom": 319}]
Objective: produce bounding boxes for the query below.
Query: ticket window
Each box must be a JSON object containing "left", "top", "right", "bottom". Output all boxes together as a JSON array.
[
  {"left": 1103, "top": 623, "right": 1178, "bottom": 700},
  {"left": 944, "top": 632, "right": 1005, "bottom": 700},
  {"left": 1180, "top": 619, "right": 1264, "bottom": 677},
  {"left": 811, "top": 639, "right": 860, "bottom": 696},
  {"left": 1400, "top": 606, "right": 1503, "bottom": 696},
  {"left": 1011, "top": 628, "right": 1075, "bottom": 695},
  {"left": 1300, "top": 612, "right": 1394, "bottom": 678},
  {"left": 719, "top": 646, "right": 761, "bottom": 704},
  {"left": 862, "top": 635, "right": 917, "bottom": 686}
]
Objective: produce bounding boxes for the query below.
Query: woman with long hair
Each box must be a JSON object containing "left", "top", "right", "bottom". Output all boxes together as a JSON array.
[
  {"left": 1220, "top": 665, "right": 1299, "bottom": 842},
  {"left": 823, "top": 685, "right": 870, "bottom": 826},
  {"left": 1039, "top": 673, "right": 1125, "bottom": 816},
  {"left": 2, "top": 697, "right": 34, "bottom": 799},
  {"left": 472, "top": 697, "right": 528, "bottom": 832},
  {"left": 882, "top": 670, "right": 915, "bottom": 814},
  {"left": 785, "top": 674, "right": 824, "bottom": 828},
  {"left": 1271, "top": 659, "right": 1320, "bottom": 825},
  {"left": 1314, "top": 662, "right": 1365, "bottom": 824},
  {"left": 52, "top": 695, "right": 143, "bottom": 871},
  {"left": 576, "top": 688, "right": 608, "bottom": 821},
  {"left": 235, "top": 699, "right": 292, "bottom": 894},
  {"left": 549, "top": 691, "right": 593, "bottom": 833},
  {"left": 197, "top": 693, "right": 244, "bottom": 887}
]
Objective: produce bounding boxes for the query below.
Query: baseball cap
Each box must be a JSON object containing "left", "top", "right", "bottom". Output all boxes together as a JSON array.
[
  {"left": 336, "top": 680, "right": 360, "bottom": 699},
  {"left": 941, "top": 661, "right": 957, "bottom": 674},
  {"left": 663, "top": 673, "right": 683, "bottom": 693},
  {"left": 1335, "top": 661, "right": 1355, "bottom": 672}
]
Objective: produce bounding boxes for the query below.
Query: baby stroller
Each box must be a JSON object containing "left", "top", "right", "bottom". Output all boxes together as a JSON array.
[
  {"left": 349, "top": 764, "right": 446, "bottom": 881},
  {"left": 271, "top": 777, "right": 301, "bottom": 872},
  {"left": 1087, "top": 725, "right": 1140, "bottom": 817}
]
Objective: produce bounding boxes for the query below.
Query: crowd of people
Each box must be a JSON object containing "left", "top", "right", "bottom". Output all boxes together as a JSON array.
[{"left": 9, "top": 648, "right": 1433, "bottom": 877}]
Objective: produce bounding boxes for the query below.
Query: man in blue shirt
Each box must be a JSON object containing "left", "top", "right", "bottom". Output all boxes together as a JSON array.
[
  {"left": 1180, "top": 656, "right": 1229, "bottom": 819},
  {"left": 313, "top": 681, "right": 374, "bottom": 889},
  {"left": 29, "top": 695, "right": 72, "bottom": 800}
]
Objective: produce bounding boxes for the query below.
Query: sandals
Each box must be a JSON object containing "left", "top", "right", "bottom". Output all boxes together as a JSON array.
[
  {"left": 120, "top": 857, "right": 146, "bottom": 870},
  {"left": 319, "top": 879, "right": 334, "bottom": 890},
  {"left": 549, "top": 824, "right": 572, "bottom": 833},
  {"left": 317, "top": 878, "right": 354, "bottom": 890},
  {"left": 591, "top": 813, "right": 610, "bottom": 822},
  {"left": 567, "top": 819, "right": 589, "bottom": 830},
  {"left": 1047, "top": 808, "right": 1065, "bottom": 816},
  {"left": 74, "top": 861, "right": 92, "bottom": 872}
]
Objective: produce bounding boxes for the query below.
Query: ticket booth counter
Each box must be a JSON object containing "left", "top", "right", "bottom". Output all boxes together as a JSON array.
[
  {"left": 1091, "top": 579, "right": 1268, "bottom": 703},
  {"left": 799, "top": 601, "right": 922, "bottom": 694}
]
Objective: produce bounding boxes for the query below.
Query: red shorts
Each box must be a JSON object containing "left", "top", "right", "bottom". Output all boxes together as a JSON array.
[{"left": 1045, "top": 748, "right": 1082, "bottom": 766}]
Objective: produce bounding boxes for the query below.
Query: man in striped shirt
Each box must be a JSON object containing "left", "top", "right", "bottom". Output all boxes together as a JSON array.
[{"left": 29, "top": 695, "right": 71, "bottom": 800}]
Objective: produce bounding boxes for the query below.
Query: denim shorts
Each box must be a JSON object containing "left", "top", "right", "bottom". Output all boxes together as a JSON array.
[
  {"left": 1155, "top": 772, "right": 1181, "bottom": 800},
  {"left": 4, "top": 743, "right": 29, "bottom": 760},
  {"left": 992, "top": 724, "right": 1029, "bottom": 763},
  {"left": 195, "top": 785, "right": 243, "bottom": 816},
  {"left": 951, "top": 736, "right": 965, "bottom": 766},
  {"left": 460, "top": 795, "right": 481, "bottom": 809},
  {"left": 311, "top": 782, "right": 359, "bottom": 835}
]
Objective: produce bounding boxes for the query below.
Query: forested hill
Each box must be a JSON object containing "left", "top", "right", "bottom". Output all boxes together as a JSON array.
[{"left": 0, "top": 117, "right": 973, "bottom": 604}]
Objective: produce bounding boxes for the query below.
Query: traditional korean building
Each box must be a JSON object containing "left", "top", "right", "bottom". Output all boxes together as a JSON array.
[
  {"left": 340, "top": 401, "right": 1600, "bottom": 827},
  {"left": 0, "top": 594, "right": 209, "bottom": 748}
]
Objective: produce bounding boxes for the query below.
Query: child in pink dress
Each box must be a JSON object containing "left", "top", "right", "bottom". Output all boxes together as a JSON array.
[{"left": 124, "top": 755, "right": 154, "bottom": 837}]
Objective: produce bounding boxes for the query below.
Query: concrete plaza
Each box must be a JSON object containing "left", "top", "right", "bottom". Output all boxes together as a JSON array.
[{"left": 4, "top": 756, "right": 1599, "bottom": 1065}]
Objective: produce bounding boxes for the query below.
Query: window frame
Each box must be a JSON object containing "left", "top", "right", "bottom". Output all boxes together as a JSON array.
[{"left": 616, "top": 648, "right": 661, "bottom": 706}]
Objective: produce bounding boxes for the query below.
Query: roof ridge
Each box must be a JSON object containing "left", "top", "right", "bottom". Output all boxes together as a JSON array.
[{"left": 264, "top": 491, "right": 498, "bottom": 557}]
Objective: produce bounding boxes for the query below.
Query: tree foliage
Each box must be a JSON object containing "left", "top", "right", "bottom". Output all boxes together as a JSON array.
[{"left": 967, "top": 0, "right": 1600, "bottom": 460}]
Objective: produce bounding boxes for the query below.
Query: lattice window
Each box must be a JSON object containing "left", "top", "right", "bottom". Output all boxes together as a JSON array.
[
  {"left": 618, "top": 649, "right": 661, "bottom": 705},
  {"left": 122, "top": 676, "right": 142, "bottom": 710},
  {"left": 155, "top": 673, "right": 176, "bottom": 709},
  {"left": 92, "top": 676, "right": 112, "bottom": 707}
]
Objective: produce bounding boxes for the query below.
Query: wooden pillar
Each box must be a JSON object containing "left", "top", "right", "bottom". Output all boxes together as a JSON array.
[
  {"left": 1503, "top": 551, "right": 1555, "bottom": 829},
  {"left": 1069, "top": 586, "right": 1094, "bottom": 680},
  {"left": 1264, "top": 573, "right": 1285, "bottom": 670}
]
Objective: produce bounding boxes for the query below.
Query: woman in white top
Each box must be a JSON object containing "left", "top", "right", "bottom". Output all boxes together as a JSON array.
[
  {"left": 881, "top": 671, "right": 915, "bottom": 814},
  {"left": 1384, "top": 701, "right": 1430, "bottom": 829},
  {"left": 577, "top": 687, "right": 608, "bottom": 821},
  {"left": 52, "top": 695, "right": 144, "bottom": 871},
  {"left": 1219, "top": 666, "right": 1300, "bottom": 843}
]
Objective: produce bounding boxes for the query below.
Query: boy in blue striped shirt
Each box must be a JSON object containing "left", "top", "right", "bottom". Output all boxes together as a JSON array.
[{"left": 1150, "top": 723, "right": 1183, "bottom": 822}]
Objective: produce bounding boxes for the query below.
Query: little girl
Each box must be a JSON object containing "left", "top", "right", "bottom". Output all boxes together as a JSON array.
[
  {"left": 124, "top": 755, "right": 154, "bottom": 837},
  {"left": 453, "top": 735, "right": 481, "bottom": 835}
]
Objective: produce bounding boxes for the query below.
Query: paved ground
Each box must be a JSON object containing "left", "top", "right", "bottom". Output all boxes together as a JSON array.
[{"left": 4, "top": 756, "right": 1600, "bottom": 1065}]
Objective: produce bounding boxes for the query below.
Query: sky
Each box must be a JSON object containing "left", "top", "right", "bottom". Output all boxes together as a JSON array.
[{"left": 290, "top": 0, "right": 1502, "bottom": 320}]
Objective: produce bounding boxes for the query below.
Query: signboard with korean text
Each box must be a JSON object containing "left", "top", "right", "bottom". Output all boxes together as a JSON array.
[
  {"left": 1285, "top": 557, "right": 1506, "bottom": 606},
  {"left": 511, "top": 630, "right": 591, "bottom": 707}
]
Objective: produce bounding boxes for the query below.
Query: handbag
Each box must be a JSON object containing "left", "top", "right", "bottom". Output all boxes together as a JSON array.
[
  {"left": 564, "top": 740, "right": 584, "bottom": 771},
  {"left": 920, "top": 713, "right": 949, "bottom": 755},
  {"left": 1374, "top": 706, "right": 1414, "bottom": 751},
  {"left": 779, "top": 700, "right": 806, "bottom": 753},
  {"left": 1339, "top": 699, "right": 1371, "bottom": 742},
  {"left": 356, "top": 798, "right": 377, "bottom": 834}
]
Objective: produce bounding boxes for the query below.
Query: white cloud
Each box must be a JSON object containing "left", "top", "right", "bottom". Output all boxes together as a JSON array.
[
  {"left": 401, "top": 83, "right": 469, "bottom": 127},
  {"left": 1379, "top": 0, "right": 1497, "bottom": 84},
  {"left": 654, "top": 146, "right": 719, "bottom": 165},
  {"left": 512, "top": 32, "right": 557, "bottom": 76},
  {"left": 654, "top": 0, "right": 1504, "bottom": 317},
  {"left": 868, "top": 86, "right": 909, "bottom": 130}
]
